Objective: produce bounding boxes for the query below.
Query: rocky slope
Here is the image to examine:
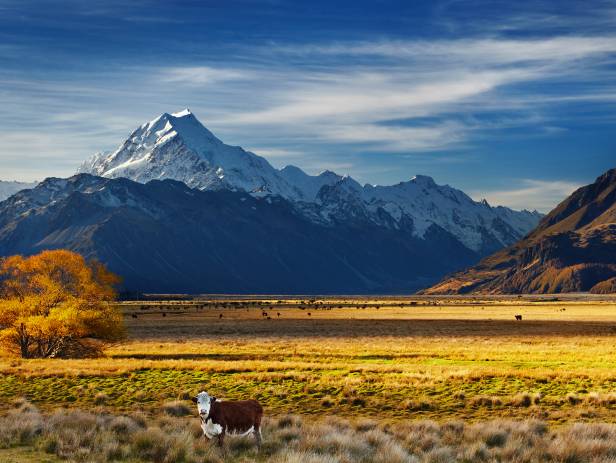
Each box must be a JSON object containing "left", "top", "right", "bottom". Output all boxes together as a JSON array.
[{"left": 421, "top": 168, "right": 616, "bottom": 294}]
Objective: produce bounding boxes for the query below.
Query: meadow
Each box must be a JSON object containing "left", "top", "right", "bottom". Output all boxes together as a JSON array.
[{"left": 3, "top": 295, "right": 616, "bottom": 462}]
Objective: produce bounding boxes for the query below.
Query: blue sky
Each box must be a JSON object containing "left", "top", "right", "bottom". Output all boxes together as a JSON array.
[{"left": 1, "top": 0, "right": 615, "bottom": 211}]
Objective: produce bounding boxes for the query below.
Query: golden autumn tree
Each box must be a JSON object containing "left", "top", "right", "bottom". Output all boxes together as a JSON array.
[{"left": 0, "top": 250, "right": 124, "bottom": 358}]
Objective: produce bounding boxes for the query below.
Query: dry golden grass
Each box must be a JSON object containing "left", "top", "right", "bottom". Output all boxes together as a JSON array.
[
  {"left": 6, "top": 400, "right": 616, "bottom": 462},
  {"left": 2, "top": 296, "right": 616, "bottom": 424}
]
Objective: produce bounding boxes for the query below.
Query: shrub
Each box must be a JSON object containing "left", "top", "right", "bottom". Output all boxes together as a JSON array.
[{"left": 0, "top": 250, "right": 123, "bottom": 358}]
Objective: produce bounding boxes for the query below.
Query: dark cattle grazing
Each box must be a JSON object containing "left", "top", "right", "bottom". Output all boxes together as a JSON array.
[
  {"left": 131, "top": 314, "right": 138, "bottom": 319},
  {"left": 307, "top": 312, "right": 311, "bottom": 316},
  {"left": 277, "top": 312, "right": 281, "bottom": 317},
  {"left": 515, "top": 314, "right": 523, "bottom": 321},
  {"left": 162, "top": 312, "right": 166, "bottom": 317},
  {"left": 219, "top": 313, "right": 223, "bottom": 319},
  {"left": 192, "top": 392, "right": 263, "bottom": 449}
]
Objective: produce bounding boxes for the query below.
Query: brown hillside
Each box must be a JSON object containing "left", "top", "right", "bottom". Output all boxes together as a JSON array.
[{"left": 421, "top": 168, "right": 616, "bottom": 294}]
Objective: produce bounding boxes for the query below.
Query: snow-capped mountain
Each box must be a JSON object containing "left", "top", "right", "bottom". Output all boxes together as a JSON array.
[
  {"left": 0, "top": 174, "right": 478, "bottom": 293},
  {"left": 0, "top": 180, "right": 37, "bottom": 201},
  {"left": 79, "top": 109, "right": 542, "bottom": 253},
  {"left": 78, "top": 109, "right": 337, "bottom": 201}
]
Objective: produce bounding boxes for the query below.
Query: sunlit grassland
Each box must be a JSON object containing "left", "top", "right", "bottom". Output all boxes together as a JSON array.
[{"left": 2, "top": 297, "right": 616, "bottom": 424}]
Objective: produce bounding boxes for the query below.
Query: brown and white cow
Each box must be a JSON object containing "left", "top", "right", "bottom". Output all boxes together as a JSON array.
[{"left": 192, "top": 391, "right": 263, "bottom": 449}]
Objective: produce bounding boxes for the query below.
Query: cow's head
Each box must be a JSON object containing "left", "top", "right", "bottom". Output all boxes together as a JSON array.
[{"left": 192, "top": 391, "right": 216, "bottom": 418}]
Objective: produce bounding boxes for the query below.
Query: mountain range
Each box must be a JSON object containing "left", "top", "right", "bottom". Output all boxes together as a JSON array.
[
  {"left": 0, "top": 109, "right": 544, "bottom": 293},
  {"left": 0, "top": 174, "right": 487, "bottom": 293},
  {"left": 78, "top": 109, "right": 541, "bottom": 255},
  {"left": 422, "top": 168, "right": 616, "bottom": 294}
]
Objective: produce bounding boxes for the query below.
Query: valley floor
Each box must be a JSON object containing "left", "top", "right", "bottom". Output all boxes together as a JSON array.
[{"left": 2, "top": 295, "right": 616, "bottom": 461}]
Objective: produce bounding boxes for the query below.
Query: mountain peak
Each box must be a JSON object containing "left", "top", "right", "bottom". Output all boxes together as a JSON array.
[
  {"left": 145, "top": 109, "right": 222, "bottom": 147},
  {"left": 411, "top": 175, "right": 436, "bottom": 186},
  {"left": 154, "top": 108, "right": 193, "bottom": 122},
  {"left": 171, "top": 108, "right": 192, "bottom": 118}
]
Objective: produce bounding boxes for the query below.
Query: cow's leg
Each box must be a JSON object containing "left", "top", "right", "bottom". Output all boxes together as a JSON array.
[
  {"left": 217, "top": 431, "right": 225, "bottom": 449},
  {"left": 254, "top": 424, "right": 262, "bottom": 450}
]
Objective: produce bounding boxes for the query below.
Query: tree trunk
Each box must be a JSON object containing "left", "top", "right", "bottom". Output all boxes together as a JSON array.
[{"left": 18, "top": 323, "right": 31, "bottom": 358}]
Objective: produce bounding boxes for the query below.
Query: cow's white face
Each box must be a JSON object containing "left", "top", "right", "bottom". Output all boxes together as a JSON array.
[{"left": 192, "top": 391, "right": 216, "bottom": 418}]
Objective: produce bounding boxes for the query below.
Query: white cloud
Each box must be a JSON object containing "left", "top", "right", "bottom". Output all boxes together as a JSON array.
[
  {"left": 320, "top": 122, "right": 467, "bottom": 151},
  {"left": 280, "top": 36, "right": 616, "bottom": 65},
  {"left": 227, "top": 70, "right": 529, "bottom": 126},
  {"left": 201, "top": 35, "right": 616, "bottom": 152},
  {"left": 471, "top": 179, "right": 582, "bottom": 212},
  {"left": 1, "top": 33, "right": 615, "bottom": 184},
  {"left": 159, "top": 66, "right": 251, "bottom": 85}
]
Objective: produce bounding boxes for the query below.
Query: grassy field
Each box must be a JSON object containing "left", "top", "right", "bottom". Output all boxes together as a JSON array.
[
  {"left": 3, "top": 295, "right": 616, "bottom": 461},
  {"left": 2, "top": 296, "right": 616, "bottom": 422}
]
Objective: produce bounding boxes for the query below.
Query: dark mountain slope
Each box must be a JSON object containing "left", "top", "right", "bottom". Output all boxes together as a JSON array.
[{"left": 0, "top": 175, "right": 478, "bottom": 294}]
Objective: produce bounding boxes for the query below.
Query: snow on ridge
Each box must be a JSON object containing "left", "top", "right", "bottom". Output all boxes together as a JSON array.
[
  {"left": 78, "top": 109, "right": 542, "bottom": 252},
  {"left": 171, "top": 108, "right": 192, "bottom": 117}
]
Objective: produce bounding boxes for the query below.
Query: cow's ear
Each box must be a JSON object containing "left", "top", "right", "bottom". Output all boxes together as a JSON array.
[
  {"left": 191, "top": 396, "right": 198, "bottom": 403},
  {"left": 211, "top": 397, "right": 217, "bottom": 403}
]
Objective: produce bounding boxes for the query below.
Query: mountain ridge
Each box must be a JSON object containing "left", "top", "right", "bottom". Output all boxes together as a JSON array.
[
  {"left": 78, "top": 109, "right": 542, "bottom": 253},
  {"left": 421, "top": 167, "right": 616, "bottom": 294},
  {"left": 0, "top": 174, "right": 480, "bottom": 293}
]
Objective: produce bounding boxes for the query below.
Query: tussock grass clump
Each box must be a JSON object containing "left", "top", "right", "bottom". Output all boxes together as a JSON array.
[
  {"left": 0, "top": 399, "right": 43, "bottom": 447},
  {"left": 162, "top": 400, "right": 192, "bottom": 417},
  {"left": 567, "top": 392, "right": 582, "bottom": 405},
  {"left": 509, "top": 392, "right": 541, "bottom": 407},
  {"left": 94, "top": 392, "right": 110, "bottom": 405},
  {"left": 586, "top": 391, "right": 616, "bottom": 406},
  {"left": 470, "top": 395, "right": 503, "bottom": 407},
  {"left": 399, "top": 398, "right": 433, "bottom": 411}
]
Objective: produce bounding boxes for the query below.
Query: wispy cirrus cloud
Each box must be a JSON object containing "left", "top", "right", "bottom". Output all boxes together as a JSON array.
[
  {"left": 4, "top": 32, "right": 615, "bottom": 187},
  {"left": 160, "top": 66, "right": 252, "bottom": 85},
  {"left": 319, "top": 122, "right": 468, "bottom": 152},
  {"left": 185, "top": 34, "right": 616, "bottom": 155},
  {"left": 226, "top": 69, "right": 530, "bottom": 125},
  {"left": 272, "top": 36, "right": 616, "bottom": 64},
  {"left": 1, "top": 0, "right": 615, "bottom": 205}
]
